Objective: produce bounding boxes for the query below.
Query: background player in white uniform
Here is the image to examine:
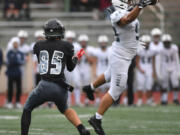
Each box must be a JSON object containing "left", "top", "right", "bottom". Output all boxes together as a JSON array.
[
  {"left": 135, "top": 35, "right": 156, "bottom": 106},
  {"left": 31, "top": 30, "right": 45, "bottom": 86},
  {"left": 93, "top": 35, "right": 111, "bottom": 106},
  {"left": 82, "top": 0, "right": 158, "bottom": 134},
  {"left": 64, "top": 30, "right": 82, "bottom": 106},
  {"left": 157, "top": 34, "right": 180, "bottom": 105},
  {"left": 78, "top": 34, "right": 96, "bottom": 105}
]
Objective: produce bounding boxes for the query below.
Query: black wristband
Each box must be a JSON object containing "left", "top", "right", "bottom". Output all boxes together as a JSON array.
[{"left": 72, "top": 56, "right": 78, "bottom": 65}]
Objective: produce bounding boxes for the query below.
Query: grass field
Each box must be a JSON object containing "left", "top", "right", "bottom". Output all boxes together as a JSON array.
[{"left": 0, "top": 106, "right": 180, "bottom": 135}]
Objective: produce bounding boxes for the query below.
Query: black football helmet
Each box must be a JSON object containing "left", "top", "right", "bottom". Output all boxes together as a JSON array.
[{"left": 44, "top": 18, "right": 65, "bottom": 39}]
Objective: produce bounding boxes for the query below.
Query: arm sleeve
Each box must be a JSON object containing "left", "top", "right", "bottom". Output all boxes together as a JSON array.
[
  {"left": 66, "top": 44, "right": 77, "bottom": 72},
  {"left": 110, "top": 10, "right": 125, "bottom": 23}
]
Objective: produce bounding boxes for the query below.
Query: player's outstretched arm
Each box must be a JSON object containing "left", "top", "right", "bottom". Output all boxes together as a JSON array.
[{"left": 118, "top": 0, "right": 158, "bottom": 26}]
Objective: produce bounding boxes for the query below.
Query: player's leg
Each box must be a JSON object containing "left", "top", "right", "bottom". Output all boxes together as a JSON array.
[
  {"left": 136, "top": 71, "right": 145, "bottom": 106},
  {"left": 89, "top": 58, "right": 130, "bottom": 135},
  {"left": 52, "top": 82, "right": 90, "bottom": 135},
  {"left": 146, "top": 75, "right": 155, "bottom": 106},
  {"left": 15, "top": 76, "right": 22, "bottom": 108},
  {"left": 21, "top": 82, "right": 46, "bottom": 135},
  {"left": 170, "top": 72, "right": 180, "bottom": 104},
  {"left": 83, "top": 66, "right": 111, "bottom": 101},
  {"left": 6, "top": 77, "right": 13, "bottom": 108},
  {"left": 160, "top": 72, "right": 169, "bottom": 105}
]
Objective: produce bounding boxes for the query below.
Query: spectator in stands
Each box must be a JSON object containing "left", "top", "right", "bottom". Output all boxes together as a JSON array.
[
  {"left": 16, "top": 0, "right": 31, "bottom": 20},
  {"left": 4, "top": 0, "right": 19, "bottom": 20},
  {"left": 5, "top": 37, "right": 24, "bottom": 109},
  {"left": 0, "top": 48, "right": 3, "bottom": 71},
  {"left": 99, "top": 0, "right": 111, "bottom": 11},
  {"left": 70, "top": 0, "right": 99, "bottom": 12}
]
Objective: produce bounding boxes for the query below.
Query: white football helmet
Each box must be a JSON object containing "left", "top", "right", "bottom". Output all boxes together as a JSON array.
[
  {"left": 98, "top": 35, "right": 109, "bottom": 43},
  {"left": 162, "top": 34, "right": 172, "bottom": 42},
  {"left": 140, "top": 35, "right": 151, "bottom": 43},
  {"left": 65, "top": 30, "right": 76, "bottom": 39},
  {"left": 34, "top": 30, "right": 44, "bottom": 38},
  {"left": 151, "top": 28, "right": 162, "bottom": 36},
  {"left": 112, "top": 0, "right": 129, "bottom": 10},
  {"left": 17, "top": 30, "right": 28, "bottom": 38},
  {"left": 78, "top": 34, "right": 89, "bottom": 42}
]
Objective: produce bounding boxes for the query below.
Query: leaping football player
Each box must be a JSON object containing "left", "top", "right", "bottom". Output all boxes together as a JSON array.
[{"left": 82, "top": 0, "right": 158, "bottom": 134}]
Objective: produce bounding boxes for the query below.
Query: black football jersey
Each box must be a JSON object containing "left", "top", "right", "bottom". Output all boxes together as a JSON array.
[{"left": 33, "top": 39, "right": 75, "bottom": 84}]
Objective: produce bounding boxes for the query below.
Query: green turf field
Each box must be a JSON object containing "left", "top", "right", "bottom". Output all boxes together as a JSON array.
[{"left": 0, "top": 106, "right": 180, "bottom": 135}]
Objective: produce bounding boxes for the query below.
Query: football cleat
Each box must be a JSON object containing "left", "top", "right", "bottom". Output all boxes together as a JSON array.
[
  {"left": 80, "top": 128, "right": 91, "bottom": 135},
  {"left": 82, "top": 85, "right": 95, "bottom": 101},
  {"left": 88, "top": 116, "right": 105, "bottom": 135}
]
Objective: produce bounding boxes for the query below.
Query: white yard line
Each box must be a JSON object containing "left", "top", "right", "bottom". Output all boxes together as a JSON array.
[{"left": 0, "top": 115, "right": 19, "bottom": 120}]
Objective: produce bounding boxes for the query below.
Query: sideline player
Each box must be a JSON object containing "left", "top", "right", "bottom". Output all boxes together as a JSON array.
[
  {"left": 64, "top": 30, "right": 82, "bottom": 106},
  {"left": 78, "top": 34, "right": 96, "bottom": 105},
  {"left": 93, "top": 35, "right": 110, "bottom": 106},
  {"left": 83, "top": 0, "right": 158, "bottom": 134},
  {"left": 31, "top": 30, "right": 45, "bottom": 86},
  {"left": 21, "top": 19, "right": 90, "bottom": 135},
  {"left": 157, "top": 34, "right": 180, "bottom": 105},
  {"left": 135, "top": 35, "right": 156, "bottom": 106}
]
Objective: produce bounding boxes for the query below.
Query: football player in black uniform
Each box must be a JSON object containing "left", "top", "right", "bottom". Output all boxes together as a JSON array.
[{"left": 21, "top": 19, "right": 90, "bottom": 135}]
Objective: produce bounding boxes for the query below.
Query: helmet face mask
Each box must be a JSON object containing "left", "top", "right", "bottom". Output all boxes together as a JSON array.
[
  {"left": 44, "top": 18, "right": 65, "bottom": 40},
  {"left": 112, "top": 0, "right": 138, "bottom": 10}
]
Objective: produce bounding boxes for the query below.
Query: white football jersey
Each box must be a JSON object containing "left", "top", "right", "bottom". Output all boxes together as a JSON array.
[
  {"left": 19, "top": 44, "right": 31, "bottom": 55},
  {"left": 78, "top": 46, "right": 95, "bottom": 73},
  {"left": 137, "top": 48, "right": 156, "bottom": 75},
  {"left": 110, "top": 9, "right": 140, "bottom": 59},
  {"left": 149, "top": 41, "right": 163, "bottom": 53},
  {"left": 159, "top": 44, "right": 180, "bottom": 72},
  {"left": 94, "top": 47, "right": 111, "bottom": 75}
]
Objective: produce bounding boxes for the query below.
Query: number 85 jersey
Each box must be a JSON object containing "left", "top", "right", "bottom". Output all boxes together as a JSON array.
[
  {"left": 110, "top": 10, "right": 140, "bottom": 53},
  {"left": 33, "top": 40, "right": 75, "bottom": 83}
]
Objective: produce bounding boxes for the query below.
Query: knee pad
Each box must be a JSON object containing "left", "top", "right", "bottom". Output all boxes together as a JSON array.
[{"left": 108, "top": 73, "right": 127, "bottom": 101}]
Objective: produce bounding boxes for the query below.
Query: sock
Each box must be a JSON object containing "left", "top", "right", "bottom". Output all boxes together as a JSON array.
[
  {"left": 21, "top": 109, "right": 32, "bottom": 135},
  {"left": 77, "top": 124, "right": 85, "bottom": 134},
  {"left": 173, "top": 91, "right": 178, "bottom": 101},
  {"left": 95, "top": 98, "right": 100, "bottom": 105},
  {"left": 123, "top": 97, "right": 128, "bottom": 105},
  {"left": 74, "top": 89, "right": 81, "bottom": 105},
  {"left": 90, "top": 83, "right": 95, "bottom": 91},
  {"left": 161, "top": 92, "right": 168, "bottom": 102},
  {"left": 95, "top": 112, "right": 103, "bottom": 120}
]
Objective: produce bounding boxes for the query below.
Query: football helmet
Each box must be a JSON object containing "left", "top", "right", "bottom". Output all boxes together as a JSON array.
[
  {"left": 78, "top": 34, "right": 89, "bottom": 42},
  {"left": 112, "top": 0, "right": 138, "bottom": 10},
  {"left": 162, "top": 34, "right": 172, "bottom": 42},
  {"left": 151, "top": 28, "right": 162, "bottom": 36},
  {"left": 34, "top": 30, "right": 44, "bottom": 38},
  {"left": 44, "top": 18, "right": 65, "bottom": 39},
  {"left": 65, "top": 30, "right": 76, "bottom": 39},
  {"left": 140, "top": 35, "right": 151, "bottom": 43},
  {"left": 17, "top": 30, "right": 28, "bottom": 38},
  {"left": 98, "top": 35, "right": 109, "bottom": 43}
]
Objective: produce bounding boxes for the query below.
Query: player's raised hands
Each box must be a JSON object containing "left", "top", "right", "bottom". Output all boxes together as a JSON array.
[{"left": 138, "top": 0, "right": 159, "bottom": 9}]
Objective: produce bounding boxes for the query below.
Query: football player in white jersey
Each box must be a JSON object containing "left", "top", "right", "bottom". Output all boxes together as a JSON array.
[
  {"left": 78, "top": 34, "right": 96, "bottom": 106},
  {"left": 135, "top": 35, "right": 156, "bottom": 106},
  {"left": 82, "top": 0, "right": 158, "bottom": 134},
  {"left": 157, "top": 34, "right": 180, "bottom": 105},
  {"left": 94, "top": 35, "right": 111, "bottom": 106},
  {"left": 31, "top": 30, "right": 45, "bottom": 86},
  {"left": 149, "top": 28, "right": 164, "bottom": 95},
  {"left": 64, "top": 30, "right": 82, "bottom": 106}
]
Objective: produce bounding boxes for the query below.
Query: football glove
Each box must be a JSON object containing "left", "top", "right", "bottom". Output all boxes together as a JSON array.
[
  {"left": 138, "top": 0, "right": 158, "bottom": 9},
  {"left": 76, "top": 48, "right": 85, "bottom": 60}
]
